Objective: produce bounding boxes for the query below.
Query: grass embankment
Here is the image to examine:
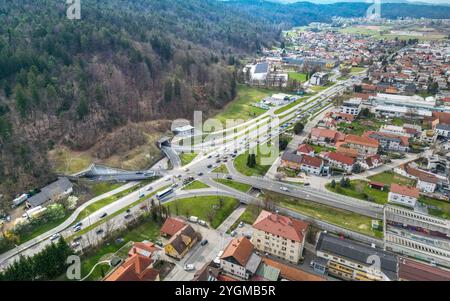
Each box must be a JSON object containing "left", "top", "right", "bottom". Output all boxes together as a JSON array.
[
  {"left": 182, "top": 180, "right": 209, "bottom": 190},
  {"left": 228, "top": 204, "right": 262, "bottom": 233},
  {"left": 274, "top": 96, "right": 309, "bottom": 115},
  {"left": 212, "top": 164, "right": 229, "bottom": 173},
  {"left": 214, "top": 179, "right": 252, "bottom": 193},
  {"left": 214, "top": 85, "right": 277, "bottom": 123},
  {"left": 165, "top": 196, "right": 239, "bottom": 229},
  {"left": 265, "top": 190, "right": 383, "bottom": 238},
  {"left": 180, "top": 152, "right": 197, "bottom": 166},
  {"left": 234, "top": 142, "right": 278, "bottom": 176}
]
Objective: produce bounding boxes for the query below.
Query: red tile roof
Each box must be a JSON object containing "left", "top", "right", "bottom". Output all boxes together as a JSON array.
[
  {"left": 390, "top": 184, "right": 420, "bottom": 199},
  {"left": 160, "top": 217, "right": 186, "bottom": 237},
  {"left": 345, "top": 134, "right": 379, "bottom": 148},
  {"left": 404, "top": 164, "right": 439, "bottom": 184},
  {"left": 311, "top": 128, "right": 341, "bottom": 140},
  {"left": 128, "top": 241, "right": 159, "bottom": 258},
  {"left": 300, "top": 154, "right": 323, "bottom": 168},
  {"left": 253, "top": 210, "right": 309, "bottom": 242},
  {"left": 297, "top": 143, "right": 314, "bottom": 154},
  {"left": 104, "top": 253, "right": 159, "bottom": 281},
  {"left": 221, "top": 237, "right": 254, "bottom": 267},
  {"left": 262, "top": 257, "right": 325, "bottom": 281},
  {"left": 327, "top": 152, "right": 356, "bottom": 166},
  {"left": 336, "top": 146, "right": 359, "bottom": 158}
]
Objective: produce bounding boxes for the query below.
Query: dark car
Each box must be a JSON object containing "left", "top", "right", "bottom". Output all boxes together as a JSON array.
[
  {"left": 100, "top": 213, "right": 108, "bottom": 219},
  {"left": 197, "top": 172, "right": 204, "bottom": 176},
  {"left": 226, "top": 175, "right": 233, "bottom": 180},
  {"left": 200, "top": 239, "right": 209, "bottom": 246},
  {"left": 207, "top": 164, "right": 212, "bottom": 168},
  {"left": 96, "top": 229, "right": 104, "bottom": 235}
]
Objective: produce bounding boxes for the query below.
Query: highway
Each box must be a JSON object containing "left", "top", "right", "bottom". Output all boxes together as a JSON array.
[{"left": 0, "top": 72, "right": 377, "bottom": 270}]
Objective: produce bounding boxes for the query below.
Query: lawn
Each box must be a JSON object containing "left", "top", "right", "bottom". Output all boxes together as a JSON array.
[
  {"left": 288, "top": 72, "right": 307, "bottom": 82},
  {"left": 214, "top": 178, "right": 252, "bottom": 193},
  {"left": 350, "top": 67, "right": 366, "bottom": 74},
  {"left": 311, "top": 144, "right": 335, "bottom": 154},
  {"left": 212, "top": 164, "right": 229, "bottom": 173},
  {"left": 326, "top": 180, "right": 388, "bottom": 205},
  {"left": 79, "top": 217, "right": 161, "bottom": 280},
  {"left": 265, "top": 190, "right": 383, "bottom": 238},
  {"left": 310, "top": 82, "right": 334, "bottom": 92},
  {"left": 182, "top": 180, "right": 209, "bottom": 190},
  {"left": 420, "top": 197, "right": 450, "bottom": 220},
  {"left": 180, "top": 152, "right": 197, "bottom": 166},
  {"left": 213, "top": 85, "right": 276, "bottom": 123},
  {"left": 234, "top": 142, "right": 278, "bottom": 176},
  {"left": 90, "top": 182, "right": 125, "bottom": 197},
  {"left": 165, "top": 196, "right": 239, "bottom": 229},
  {"left": 228, "top": 204, "right": 262, "bottom": 233},
  {"left": 337, "top": 115, "right": 384, "bottom": 136},
  {"left": 18, "top": 212, "right": 71, "bottom": 244},
  {"left": 368, "top": 171, "right": 416, "bottom": 186}
]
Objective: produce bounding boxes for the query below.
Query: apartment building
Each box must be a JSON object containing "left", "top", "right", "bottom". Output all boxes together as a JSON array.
[
  {"left": 388, "top": 184, "right": 420, "bottom": 208},
  {"left": 251, "top": 210, "right": 309, "bottom": 264},
  {"left": 343, "top": 134, "right": 379, "bottom": 155},
  {"left": 364, "top": 131, "right": 409, "bottom": 152},
  {"left": 340, "top": 98, "right": 362, "bottom": 116},
  {"left": 316, "top": 232, "right": 398, "bottom": 281},
  {"left": 384, "top": 205, "right": 450, "bottom": 268}
]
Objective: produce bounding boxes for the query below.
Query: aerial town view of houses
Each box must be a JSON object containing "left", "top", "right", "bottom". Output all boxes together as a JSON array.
[{"left": 1, "top": 1, "right": 450, "bottom": 285}]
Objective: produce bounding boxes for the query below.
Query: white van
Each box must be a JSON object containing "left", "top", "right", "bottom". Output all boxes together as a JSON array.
[{"left": 188, "top": 216, "right": 198, "bottom": 223}]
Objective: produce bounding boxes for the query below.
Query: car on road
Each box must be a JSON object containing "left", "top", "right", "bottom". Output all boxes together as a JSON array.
[
  {"left": 303, "top": 182, "right": 310, "bottom": 186},
  {"left": 146, "top": 186, "right": 153, "bottom": 191},
  {"left": 184, "top": 264, "right": 195, "bottom": 271},
  {"left": 280, "top": 186, "right": 289, "bottom": 192},
  {"left": 73, "top": 226, "right": 82, "bottom": 232},
  {"left": 71, "top": 242, "right": 80, "bottom": 248},
  {"left": 200, "top": 239, "right": 208, "bottom": 246},
  {"left": 124, "top": 214, "right": 132, "bottom": 219},
  {"left": 197, "top": 172, "right": 203, "bottom": 176},
  {"left": 73, "top": 222, "right": 83, "bottom": 229},
  {"left": 49, "top": 233, "right": 61, "bottom": 241},
  {"left": 207, "top": 155, "right": 212, "bottom": 159},
  {"left": 100, "top": 212, "right": 108, "bottom": 219},
  {"left": 96, "top": 229, "right": 104, "bottom": 235},
  {"left": 165, "top": 177, "right": 171, "bottom": 181},
  {"left": 171, "top": 183, "right": 179, "bottom": 188},
  {"left": 207, "top": 164, "right": 213, "bottom": 168},
  {"left": 226, "top": 175, "right": 233, "bottom": 180},
  {"left": 184, "top": 168, "right": 190, "bottom": 172}
]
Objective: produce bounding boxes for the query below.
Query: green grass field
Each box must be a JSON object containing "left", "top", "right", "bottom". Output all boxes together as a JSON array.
[
  {"left": 213, "top": 85, "right": 276, "bottom": 123},
  {"left": 182, "top": 180, "right": 209, "bottom": 190},
  {"left": 368, "top": 171, "right": 416, "bottom": 186},
  {"left": 266, "top": 190, "right": 383, "bottom": 238},
  {"left": 274, "top": 96, "right": 309, "bottom": 115},
  {"left": 350, "top": 67, "right": 366, "bottom": 74},
  {"left": 180, "top": 152, "right": 197, "bottom": 166},
  {"left": 212, "top": 164, "right": 229, "bottom": 173},
  {"left": 311, "top": 82, "right": 334, "bottom": 92},
  {"left": 288, "top": 72, "right": 307, "bottom": 82},
  {"left": 90, "top": 182, "right": 125, "bottom": 197},
  {"left": 214, "top": 178, "right": 252, "bottom": 193},
  {"left": 165, "top": 196, "right": 239, "bottom": 229},
  {"left": 234, "top": 142, "right": 278, "bottom": 176},
  {"left": 228, "top": 204, "right": 262, "bottom": 233},
  {"left": 326, "top": 180, "right": 388, "bottom": 205}
]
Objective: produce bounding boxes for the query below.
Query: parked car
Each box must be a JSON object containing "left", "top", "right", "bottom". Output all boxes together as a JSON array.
[
  {"left": 188, "top": 216, "right": 198, "bottom": 223},
  {"left": 238, "top": 221, "right": 244, "bottom": 228},
  {"left": 198, "top": 220, "right": 207, "bottom": 227},
  {"left": 230, "top": 230, "right": 237, "bottom": 237},
  {"left": 200, "top": 239, "right": 208, "bottom": 246},
  {"left": 184, "top": 264, "right": 195, "bottom": 271}
]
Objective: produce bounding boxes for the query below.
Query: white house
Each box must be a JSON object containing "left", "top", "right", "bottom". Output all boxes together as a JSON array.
[
  {"left": 341, "top": 99, "right": 362, "bottom": 116},
  {"left": 388, "top": 184, "right": 420, "bottom": 208},
  {"left": 220, "top": 237, "right": 261, "bottom": 280}
]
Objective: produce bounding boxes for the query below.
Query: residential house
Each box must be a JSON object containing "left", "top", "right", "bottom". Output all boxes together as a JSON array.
[
  {"left": 316, "top": 232, "right": 398, "bottom": 281},
  {"left": 299, "top": 155, "right": 324, "bottom": 176},
  {"left": 104, "top": 253, "right": 160, "bottom": 281},
  {"left": 342, "top": 134, "right": 379, "bottom": 155},
  {"left": 388, "top": 184, "right": 420, "bottom": 208},
  {"left": 360, "top": 154, "right": 383, "bottom": 170},
  {"left": 404, "top": 164, "right": 439, "bottom": 193},
  {"left": 220, "top": 237, "right": 262, "bottom": 280},
  {"left": 324, "top": 152, "right": 356, "bottom": 173},
  {"left": 160, "top": 217, "right": 187, "bottom": 238},
  {"left": 280, "top": 152, "right": 303, "bottom": 170},
  {"left": 128, "top": 241, "right": 159, "bottom": 259},
  {"left": 336, "top": 146, "right": 359, "bottom": 159},
  {"left": 310, "top": 128, "right": 344, "bottom": 145},
  {"left": 192, "top": 262, "right": 220, "bottom": 281},
  {"left": 364, "top": 131, "right": 409, "bottom": 152},
  {"left": 164, "top": 224, "right": 198, "bottom": 260},
  {"left": 26, "top": 177, "right": 73, "bottom": 208},
  {"left": 297, "top": 144, "right": 315, "bottom": 157},
  {"left": 261, "top": 257, "right": 325, "bottom": 281},
  {"left": 251, "top": 210, "right": 309, "bottom": 264}
]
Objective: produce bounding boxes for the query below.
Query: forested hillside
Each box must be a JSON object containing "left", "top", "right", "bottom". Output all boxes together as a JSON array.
[
  {"left": 0, "top": 0, "right": 281, "bottom": 206},
  {"left": 0, "top": 0, "right": 449, "bottom": 208}
]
